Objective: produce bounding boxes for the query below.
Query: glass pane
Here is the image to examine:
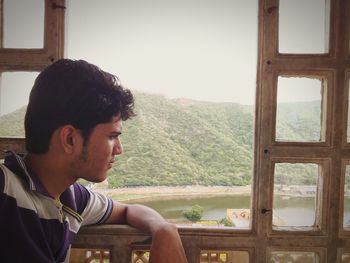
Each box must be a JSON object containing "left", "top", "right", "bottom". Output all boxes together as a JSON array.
[
  {"left": 270, "top": 251, "right": 319, "bottom": 263},
  {"left": 276, "top": 76, "right": 325, "bottom": 142},
  {"left": 200, "top": 250, "right": 249, "bottom": 263},
  {"left": 67, "top": 0, "right": 258, "bottom": 228},
  {"left": 3, "top": 0, "right": 45, "bottom": 48},
  {"left": 0, "top": 72, "right": 38, "bottom": 137},
  {"left": 344, "top": 165, "right": 350, "bottom": 229},
  {"left": 279, "top": 0, "right": 330, "bottom": 53},
  {"left": 70, "top": 248, "right": 110, "bottom": 263},
  {"left": 273, "top": 163, "right": 319, "bottom": 228}
]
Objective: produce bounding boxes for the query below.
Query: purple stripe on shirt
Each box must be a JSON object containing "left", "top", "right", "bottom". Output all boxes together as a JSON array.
[
  {"left": 60, "top": 186, "right": 77, "bottom": 211},
  {"left": 73, "top": 183, "right": 90, "bottom": 214}
]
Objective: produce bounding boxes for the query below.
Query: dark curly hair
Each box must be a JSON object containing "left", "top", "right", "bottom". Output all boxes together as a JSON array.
[{"left": 25, "top": 59, "right": 135, "bottom": 154}]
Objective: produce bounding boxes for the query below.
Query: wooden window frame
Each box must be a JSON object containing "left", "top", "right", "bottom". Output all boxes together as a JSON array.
[
  {"left": 0, "top": 0, "right": 65, "bottom": 158},
  {"left": 1, "top": 0, "right": 350, "bottom": 262},
  {"left": 258, "top": 0, "right": 350, "bottom": 261}
]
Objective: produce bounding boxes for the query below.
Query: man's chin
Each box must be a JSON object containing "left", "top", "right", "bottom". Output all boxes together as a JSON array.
[
  {"left": 93, "top": 178, "right": 107, "bottom": 183},
  {"left": 88, "top": 175, "right": 108, "bottom": 184}
]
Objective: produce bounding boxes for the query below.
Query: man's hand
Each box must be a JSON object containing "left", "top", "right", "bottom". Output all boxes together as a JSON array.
[
  {"left": 148, "top": 222, "right": 188, "bottom": 263},
  {"left": 106, "top": 202, "right": 188, "bottom": 263}
]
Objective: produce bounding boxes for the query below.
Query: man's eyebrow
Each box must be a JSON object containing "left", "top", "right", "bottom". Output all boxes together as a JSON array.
[{"left": 110, "top": 131, "right": 122, "bottom": 135}]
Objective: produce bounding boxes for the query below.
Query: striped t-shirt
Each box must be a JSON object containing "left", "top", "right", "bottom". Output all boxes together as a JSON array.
[{"left": 0, "top": 151, "right": 113, "bottom": 263}]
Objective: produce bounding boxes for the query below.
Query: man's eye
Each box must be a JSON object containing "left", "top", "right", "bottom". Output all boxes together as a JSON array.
[{"left": 109, "top": 135, "right": 119, "bottom": 140}]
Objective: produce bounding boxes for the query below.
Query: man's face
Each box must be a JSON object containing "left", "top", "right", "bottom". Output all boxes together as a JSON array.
[{"left": 74, "top": 116, "right": 123, "bottom": 182}]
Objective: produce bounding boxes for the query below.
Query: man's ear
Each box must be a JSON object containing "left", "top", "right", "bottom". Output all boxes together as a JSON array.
[{"left": 59, "top": 125, "right": 81, "bottom": 154}]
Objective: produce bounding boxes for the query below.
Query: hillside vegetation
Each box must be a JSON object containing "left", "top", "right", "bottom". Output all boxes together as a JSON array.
[{"left": 0, "top": 92, "right": 322, "bottom": 187}]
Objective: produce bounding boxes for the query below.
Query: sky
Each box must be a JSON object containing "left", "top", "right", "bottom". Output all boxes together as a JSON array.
[
  {"left": 0, "top": 0, "right": 329, "bottom": 115},
  {"left": 66, "top": 0, "right": 258, "bottom": 104}
]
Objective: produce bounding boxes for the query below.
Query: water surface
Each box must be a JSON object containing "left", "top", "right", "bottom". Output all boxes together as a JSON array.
[{"left": 127, "top": 195, "right": 319, "bottom": 226}]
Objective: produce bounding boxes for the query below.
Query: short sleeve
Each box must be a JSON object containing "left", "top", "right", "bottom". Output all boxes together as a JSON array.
[
  {"left": 73, "top": 183, "right": 90, "bottom": 214},
  {"left": 79, "top": 188, "right": 113, "bottom": 227}
]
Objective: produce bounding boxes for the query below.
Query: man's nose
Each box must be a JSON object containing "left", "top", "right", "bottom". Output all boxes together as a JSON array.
[{"left": 113, "top": 139, "right": 123, "bottom": 155}]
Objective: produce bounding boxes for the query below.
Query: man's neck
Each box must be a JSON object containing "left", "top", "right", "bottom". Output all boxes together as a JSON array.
[{"left": 25, "top": 153, "right": 75, "bottom": 199}]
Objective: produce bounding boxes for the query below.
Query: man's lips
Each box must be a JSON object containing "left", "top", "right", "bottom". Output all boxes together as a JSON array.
[{"left": 108, "top": 160, "right": 115, "bottom": 168}]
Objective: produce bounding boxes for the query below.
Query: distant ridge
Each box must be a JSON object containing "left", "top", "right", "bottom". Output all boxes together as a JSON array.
[{"left": 0, "top": 92, "right": 321, "bottom": 187}]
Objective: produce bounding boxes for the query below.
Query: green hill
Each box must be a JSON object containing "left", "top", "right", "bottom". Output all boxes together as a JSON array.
[
  {"left": 0, "top": 92, "right": 322, "bottom": 187},
  {"left": 109, "top": 93, "right": 254, "bottom": 187}
]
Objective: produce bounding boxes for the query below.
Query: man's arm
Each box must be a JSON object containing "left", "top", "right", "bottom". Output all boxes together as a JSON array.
[{"left": 105, "top": 201, "right": 188, "bottom": 263}]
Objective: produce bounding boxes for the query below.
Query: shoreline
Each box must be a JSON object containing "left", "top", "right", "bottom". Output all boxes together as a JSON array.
[
  {"left": 91, "top": 184, "right": 319, "bottom": 202},
  {"left": 92, "top": 185, "right": 252, "bottom": 201}
]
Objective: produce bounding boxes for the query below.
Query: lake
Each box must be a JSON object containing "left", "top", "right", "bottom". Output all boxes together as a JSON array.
[{"left": 127, "top": 194, "right": 350, "bottom": 228}]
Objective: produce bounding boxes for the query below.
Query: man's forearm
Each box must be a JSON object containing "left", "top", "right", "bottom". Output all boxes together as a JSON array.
[
  {"left": 124, "top": 204, "right": 188, "bottom": 263},
  {"left": 124, "top": 204, "right": 167, "bottom": 233}
]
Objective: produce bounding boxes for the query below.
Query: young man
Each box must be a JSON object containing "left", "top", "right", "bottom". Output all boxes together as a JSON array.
[{"left": 0, "top": 59, "right": 188, "bottom": 263}]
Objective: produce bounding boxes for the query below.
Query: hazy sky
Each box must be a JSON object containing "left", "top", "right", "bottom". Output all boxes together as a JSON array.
[
  {"left": 0, "top": 0, "right": 328, "bottom": 115},
  {"left": 66, "top": 0, "right": 258, "bottom": 104}
]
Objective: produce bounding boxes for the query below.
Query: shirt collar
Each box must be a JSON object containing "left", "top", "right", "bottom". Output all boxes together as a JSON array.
[{"left": 4, "top": 150, "right": 51, "bottom": 197}]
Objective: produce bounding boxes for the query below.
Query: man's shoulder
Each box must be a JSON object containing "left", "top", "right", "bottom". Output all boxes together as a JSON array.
[
  {"left": 61, "top": 182, "right": 91, "bottom": 215},
  {"left": 0, "top": 163, "right": 41, "bottom": 216},
  {"left": 0, "top": 163, "right": 23, "bottom": 194}
]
